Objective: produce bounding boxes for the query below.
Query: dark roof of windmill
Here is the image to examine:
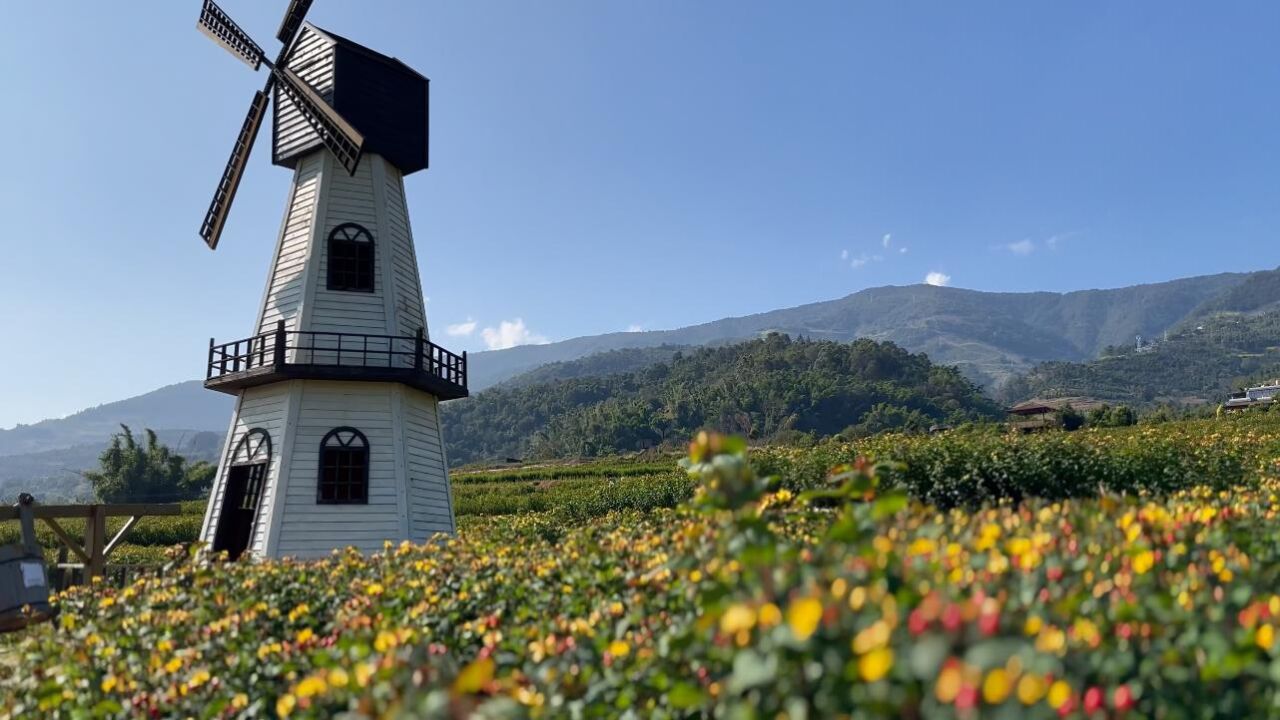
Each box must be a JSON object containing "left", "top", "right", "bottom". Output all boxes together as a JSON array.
[{"left": 302, "top": 22, "right": 428, "bottom": 82}]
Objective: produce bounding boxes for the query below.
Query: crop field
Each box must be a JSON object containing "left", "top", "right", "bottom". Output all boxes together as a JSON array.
[{"left": 3, "top": 415, "right": 1280, "bottom": 717}]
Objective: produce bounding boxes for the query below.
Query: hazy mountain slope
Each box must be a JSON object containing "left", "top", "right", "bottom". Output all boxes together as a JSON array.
[
  {"left": 0, "top": 381, "right": 232, "bottom": 457},
  {"left": 497, "top": 345, "right": 693, "bottom": 390},
  {"left": 1000, "top": 311, "right": 1280, "bottom": 406},
  {"left": 467, "top": 272, "right": 1252, "bottom": 391}
]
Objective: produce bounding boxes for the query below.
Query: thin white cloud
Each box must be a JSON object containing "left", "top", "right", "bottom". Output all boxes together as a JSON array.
[
  {"left": 851, "top": 257, "right": 869, "bottom": 269},
  {"left": 840, "top": 249, "right": 849, "bottom": 261},
  {"left": 1045, "top": 231, "right": 1081, "bottom": 250},
  {"left": 626, "top": 324, "right": 644, "bottom": 333},
  {"left": 882, "top": 233, "right": 892, "bottom": 249},
  {"left": 1006, "top": 239, "right": 1035, "bottom": 256},
  {"left": 899, "top": 247, "right": 908, "bottom": 254},
  {"left": 445, "top": 318, "right": 477, "bottom": 337},
  {"left": 925, "top": 271, "right": 951, "bottom": 287},
  {"left": 481, "top": 319, "right": 549, "bottom": 350}
]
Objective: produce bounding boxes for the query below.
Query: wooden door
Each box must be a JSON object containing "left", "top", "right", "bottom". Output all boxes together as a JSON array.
[{"left": 211, "top": 463, "right": 267, "bottom": 561}]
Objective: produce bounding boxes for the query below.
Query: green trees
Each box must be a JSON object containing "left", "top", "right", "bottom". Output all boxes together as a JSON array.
[
  {"left": 84, "top": 426, "right": 215, "bottom": 503},
  {"left": 442, "top": 335, "right": 1003, "bottom": 464}
]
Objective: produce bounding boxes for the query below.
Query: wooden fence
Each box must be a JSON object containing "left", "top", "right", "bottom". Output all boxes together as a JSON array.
[{"left": 0, "top": 503, "right": 182, "bottom": 587}]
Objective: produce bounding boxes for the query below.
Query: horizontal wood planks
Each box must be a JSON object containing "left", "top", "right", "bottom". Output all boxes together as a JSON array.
[{"left": 274, "top": 28, "right": 334, "bottom": 166}]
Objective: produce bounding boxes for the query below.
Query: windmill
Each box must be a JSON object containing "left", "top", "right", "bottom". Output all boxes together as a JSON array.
[
  {"left": 194, "top": 0, "right": 465, "bottom": 561},
  {"left": 196, "top": 0, "right": 363, "bottom": 249}
]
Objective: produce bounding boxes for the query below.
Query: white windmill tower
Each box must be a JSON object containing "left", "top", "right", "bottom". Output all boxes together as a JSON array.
[{"left": 192, "top": 0, "right": 467, "bottom": 560}]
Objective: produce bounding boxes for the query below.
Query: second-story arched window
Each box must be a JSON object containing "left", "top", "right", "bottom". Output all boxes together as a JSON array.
[
  {"left": 317, "top": 427, "right": 369, "bottom": 504},
  {"left": 327, "top": 223, "right": 375, "bottom": 292}
]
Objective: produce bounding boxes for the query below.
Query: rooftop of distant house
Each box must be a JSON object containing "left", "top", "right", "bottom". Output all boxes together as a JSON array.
[{"left": 1007, "top": 397, "right": 1107, "bottom": 416}]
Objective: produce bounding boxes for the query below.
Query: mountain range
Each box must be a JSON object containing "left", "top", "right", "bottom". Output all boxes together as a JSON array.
[{"left": 3, "top": 267, "right": 1276, "bottom": 490}]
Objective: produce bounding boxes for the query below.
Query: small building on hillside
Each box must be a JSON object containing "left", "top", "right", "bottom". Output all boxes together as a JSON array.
[
  {"left": 1007, "top": 397, "right": 1106, "bottom": 432},
  {"left": 1224, "top": 381, "right": 1280, "bottom": 412}
]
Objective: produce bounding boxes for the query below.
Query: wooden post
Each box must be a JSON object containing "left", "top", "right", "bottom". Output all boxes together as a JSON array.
[
  {"left": 207, "top": 338, "right": 215, "bottom": 379},
  {"left": 274, "top": 319, "right": 287, "bottom": 370},
  {"left": 84, "top": 505, "right": 107, "bottom": 580},
  {"left": 414, "top": 327, "right": 425, "bottom": 371}
]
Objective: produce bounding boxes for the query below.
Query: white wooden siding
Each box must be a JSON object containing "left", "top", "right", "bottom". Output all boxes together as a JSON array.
[
  {"left": 199, "top": 384, "right": 293, "bottom": 546},
  {"left": 274, "top": 382, "right": 407, "bottom": 557},
  {"left": 382, "top": 166, "right": 428, "bottom": 339},
  {"left": 274, "top": 28, "right": 335, "bottom": 164},
  {"left": 402, "top": 387, "right": 454, "bottom": 538},
  {"left": 257, "top": 153, "right": 323, "bottom": 336},
  {"left": 308, "top": 156, "right": 388, "bottom": 337}
]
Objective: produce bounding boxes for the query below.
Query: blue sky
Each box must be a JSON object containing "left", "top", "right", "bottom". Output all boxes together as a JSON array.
[{"left": 1, "top": 1, "right": 1279, "bottom": 428}]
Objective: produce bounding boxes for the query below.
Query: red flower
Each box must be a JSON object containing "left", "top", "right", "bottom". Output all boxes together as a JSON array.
[
  {"left": 1114, "top": 684, "right": 1135, "bottom": 712},
  {"left": 1084, "top": 686, "right": 1105, "bottom": 714}
]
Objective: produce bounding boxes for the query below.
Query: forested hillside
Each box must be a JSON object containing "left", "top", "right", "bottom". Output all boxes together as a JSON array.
[
  {"left": 466, "top": 271, "right": 1256, "bottom": 389},
  {"left": 442, "top": 335, "right": 1001, "bottom": 465},
  {"left": 1000, "top": 311, "right": 1280, "bottom": 406}
]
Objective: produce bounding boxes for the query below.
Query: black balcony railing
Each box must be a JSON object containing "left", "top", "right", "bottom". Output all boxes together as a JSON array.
[{"left": 205, "top": 321, "right": 468, "bottom": 399}]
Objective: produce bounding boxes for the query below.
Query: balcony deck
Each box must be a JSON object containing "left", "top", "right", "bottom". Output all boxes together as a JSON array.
[{"left": 205, "top": 323, "right": 468, "bottom": 400}]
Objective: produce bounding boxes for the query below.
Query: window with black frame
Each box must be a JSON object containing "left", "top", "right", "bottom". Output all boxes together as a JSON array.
[
  {"left": 326, "top": 223, "right": 375, "bottom": 292},
  {"left": 318, "top": 427, "right": 369, "bottom": 504}
]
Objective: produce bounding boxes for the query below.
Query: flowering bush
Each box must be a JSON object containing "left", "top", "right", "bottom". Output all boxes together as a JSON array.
[{"left": 3, "top": 428, "right": 1280, "bottom": 717}]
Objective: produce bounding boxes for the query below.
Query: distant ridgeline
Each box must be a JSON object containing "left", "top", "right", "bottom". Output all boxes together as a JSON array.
[
  {"left": 999, "top": 311, "right": 1280, "bottom": 407},
  {"left": 441, "top": 335, "right": 1001, "bottom": 465}
]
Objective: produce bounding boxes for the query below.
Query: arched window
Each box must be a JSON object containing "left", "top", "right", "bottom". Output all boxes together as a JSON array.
[
  {"left": 318, "top": 427, "right": 369, "bottom": 504},
  {"left": 230, "top": 428, "right": 272, "bottom": 467},
  {"left": 326, "top": 223, "right": 375, "bottom": 292}
]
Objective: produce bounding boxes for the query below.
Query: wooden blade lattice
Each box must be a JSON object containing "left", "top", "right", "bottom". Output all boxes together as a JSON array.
[
  {"left": 275, "top": 66, "right": 364, "bottom": 175},
  {"left": 197, "top": 0, "right": 265, "bottom": 70},
  {"left": 200, "top": 90, "right": 270, "bottom": 250},
  {"left": 275, "top": 0, "right": 315, "bottom": 48}
]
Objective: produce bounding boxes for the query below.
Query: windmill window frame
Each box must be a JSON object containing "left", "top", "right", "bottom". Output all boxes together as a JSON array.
[
  {"left": 317, "top": 427, "right": 370, "bottom": 505},
  {"left": 326, "top": 223, "right": 375, "bottom": 293}
]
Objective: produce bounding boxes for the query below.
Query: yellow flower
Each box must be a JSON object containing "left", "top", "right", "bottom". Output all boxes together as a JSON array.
[
  {"left": 758, "top": 603, "right": 782, "bottom": 627},
  {"left": 609, "top": 639, "right": 631, "bottom": 657},
  {"left": 164, "top": 657, "right": 183, "bottom": 674},
  {"left": 1047, "top": 680, "right": 1072, "bottom": 709},
  {"left": 1133, "top": 550, "right": 1155, "bottom": 575},
  {"left": 858, "top": 647, "right": 893, "bottom": 682},
  {"left": 232, "top": 694, "right": 249, "bottom": 709},
  {"left": 720, "top": 604, "right": 757, "bottom": 635},
  {"left": 935, "top": 663, "right": 963, "bottom": 703},
  {"left": 374, "top": 630, "right": 397, "bottom": 653},
  {"left": 366, "top": 583, "right": 385, "bottom": 596},
  {"left": 852, "top": 619, "right": 891, "bottom": 654},
  {"left": 1017, "top": 674, "right": 1047, "bottom": 705},
  {"left": 453, "top": 657, "right": 495, "bottom": 694},
  {"left": 1258, "top": 624, "right": 1275, "bottom": 651},
  {"left": 276, "top": 693, "right": 296, "bottom": 717},
  {"left": 982, "top": 668, "right": 1012, "bottom": 704},
  {"left": 295, "top": 675, "right": 327, "bottom": 699},
  {"left": 296, "top": 628, "right": 314, "bottom": 644},
  {"left": 328, "top": 667, "right": 350, "bottom": 688},
  {"left": 100, "top": 674, "right": 118, "bottom": 693},
  {"left": 787, "top": 596, "right": 824, "bottom": 641},
  {"left": 1035, "top": 626, "right": 1066, "bottom": 654},
  {"left": 1024, "top": 615, "right": 1043, "bottom": 636}
]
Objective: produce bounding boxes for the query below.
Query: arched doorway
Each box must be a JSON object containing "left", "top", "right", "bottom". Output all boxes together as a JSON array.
[{"left": 211, "top": 429, "right": 272, "bottom": 561}]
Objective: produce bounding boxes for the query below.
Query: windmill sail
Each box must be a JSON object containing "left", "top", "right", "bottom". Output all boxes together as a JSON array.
[
  {"left": 197, "top": 0, "right": 265, "bottom": 70},
  {"left": 200, "top": 91, "right": 270, "bottom": 250},
  {"left": 276, "top": 0, "right": 316, "bottom": 47},
  {"left": 274, "top": 66, "right": 364, "bottom": 175}
]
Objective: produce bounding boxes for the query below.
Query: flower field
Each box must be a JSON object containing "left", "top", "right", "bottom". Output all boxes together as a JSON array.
[{"left": 4, "top": 418, "right": 1280, "bottom": 717}]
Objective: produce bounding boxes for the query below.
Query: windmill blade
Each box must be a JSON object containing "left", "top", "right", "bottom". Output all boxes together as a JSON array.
[
  {"left": 276, "top": 0, "right": 315, "bottom": 47},
  {"left": 274, "top": 66, "right": 364, "bottom": 175},
  {"left": 197, "top": 0, "right": 266, "bottom": 70},
  {"left": 200, "top": 91, "right": 270, "bottom": 250}
]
